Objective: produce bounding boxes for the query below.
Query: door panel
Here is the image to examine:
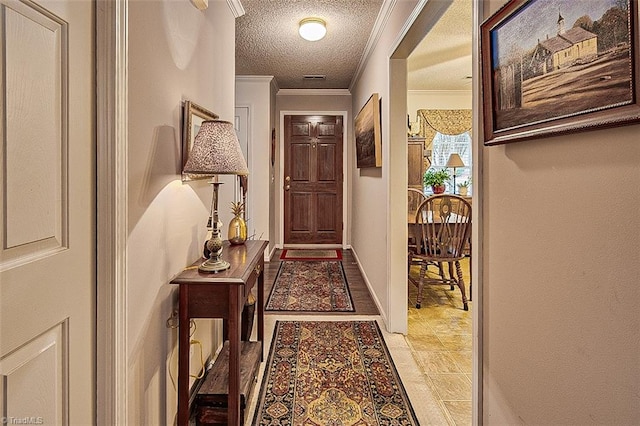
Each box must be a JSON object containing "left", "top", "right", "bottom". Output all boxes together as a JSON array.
[
  {"left": 291, "top": 193, "right": 312, "bottom": 232},
  {"left": 1, "top": 0, "right": 67, "bottom": 269},
  {"left": 284, "top": 115, "right": 343, "bottom": 244},
  {"left": 317, "top": 143, "right": 336, "bottom": 181},
  {"left": 291, "top": 143, "right": 311, "bottom": 180},
  {"left": 317, "top": 194, "right": 337, "bottom": 231},
  {"left": 1, "top": 324, "right": 66, "bottom": 424},
  {"left": 0, "top": 0, "right": 94, "bottom": 423}
]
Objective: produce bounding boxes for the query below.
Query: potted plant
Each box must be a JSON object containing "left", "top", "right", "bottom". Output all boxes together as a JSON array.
[
  {"left": 423, "top": 169, "right": 450, "bottom": 194},
  {"left": 457, "top": 179, "right": 471, "bottom": 196}
]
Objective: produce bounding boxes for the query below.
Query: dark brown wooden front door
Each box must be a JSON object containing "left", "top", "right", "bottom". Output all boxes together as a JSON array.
[{"left": 284, "top": 115, "right": 343, "bottom": 244}]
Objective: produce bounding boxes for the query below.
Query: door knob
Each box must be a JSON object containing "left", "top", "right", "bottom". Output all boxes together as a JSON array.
[{"left": 285, "top": 185, "right": 290, "bottom": 191}]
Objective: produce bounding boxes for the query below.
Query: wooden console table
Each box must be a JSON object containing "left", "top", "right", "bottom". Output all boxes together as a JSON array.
[{"left": 170, "top": 240, "right": 268, "bottom": 426}]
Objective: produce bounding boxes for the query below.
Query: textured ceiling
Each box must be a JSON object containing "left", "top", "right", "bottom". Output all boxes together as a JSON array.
[
  {"left": 236, "top": 0, "right": 383, "bottom": 90},
  {"left": 235, "top": 0, "right": 472, "bottom": 91},
  {"left": 407, "top": 0, "right": 473, "bottom": 91}
]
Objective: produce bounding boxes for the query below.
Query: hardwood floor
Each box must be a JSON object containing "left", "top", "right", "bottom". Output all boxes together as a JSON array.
[{"left": 264, "top": 249, "right": 379, "bottom": 315}]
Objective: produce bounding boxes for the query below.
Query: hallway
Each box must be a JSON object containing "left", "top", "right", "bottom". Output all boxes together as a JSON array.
[{"left": 243, "top": 249, "right": 471, "bottom": 425}]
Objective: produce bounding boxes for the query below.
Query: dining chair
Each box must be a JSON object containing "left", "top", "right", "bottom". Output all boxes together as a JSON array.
[
  {"left": 407, "top": 188, "right": 426, "bottom": 269},
  {"left": 410, "top": 194, "right": 471, "bottom": 310},
  {"left": 408, "top": 188, "right": 449, "bottom": 291}
]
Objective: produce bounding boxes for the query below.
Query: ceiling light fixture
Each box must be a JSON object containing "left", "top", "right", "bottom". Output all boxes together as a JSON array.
[{"left": 299, "top": 18, "right": 326, "bottom": 41}]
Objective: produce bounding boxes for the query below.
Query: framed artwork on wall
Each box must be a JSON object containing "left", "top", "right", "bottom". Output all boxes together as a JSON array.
[
  {"left": 355, "top": 93, "right": 382, "bottom": 167},
  {"left": 481, "top": 0, "right": 640, "bottom": 145},
  {"left": 182, "top": 100, "right": 219, "bottom": 180}
]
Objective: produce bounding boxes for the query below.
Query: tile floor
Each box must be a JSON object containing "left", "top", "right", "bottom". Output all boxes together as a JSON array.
[{"left": 406, "top": 258, "right": 473, "bottom": 425}]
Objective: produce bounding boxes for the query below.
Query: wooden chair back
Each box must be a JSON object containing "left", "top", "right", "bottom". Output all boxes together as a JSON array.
[
  {"left": 408, "top": 188, "right": 426, "bottom": 217},
  {"left": 414, "top": 194, "right": 471, "bottom": 261}
]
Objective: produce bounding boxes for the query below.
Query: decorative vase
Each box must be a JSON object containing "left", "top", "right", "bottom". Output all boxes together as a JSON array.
[
  {"left": 432, "top": 184, "right": 446, "bottom": 194},
  {"left": 228, "top": 201, "right": 247, "bottom": 245},
  {"left": 459, "top": 186, "right": 468, "bottom": 196},
  {"left": 228, "top": 214, "right": 247, "bottom": 245}
]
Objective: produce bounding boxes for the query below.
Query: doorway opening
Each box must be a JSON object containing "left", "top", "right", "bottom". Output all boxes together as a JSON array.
[{"left": 390, "top": 0, "right": 480, "bottom": 423}]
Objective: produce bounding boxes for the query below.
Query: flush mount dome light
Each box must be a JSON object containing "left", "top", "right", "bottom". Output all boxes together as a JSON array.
[{"left": 299, "top": 18, "right": 326, "bottom": 41}]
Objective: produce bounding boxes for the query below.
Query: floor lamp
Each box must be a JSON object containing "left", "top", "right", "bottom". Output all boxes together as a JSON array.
[
  {"left": 183, "top": 120, "right": 249, "bottom": 272},
  {"left": 446, "top": 153, "right": 465, "bottom": 194}
]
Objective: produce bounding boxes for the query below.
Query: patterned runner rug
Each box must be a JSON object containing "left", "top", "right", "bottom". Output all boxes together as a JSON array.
[
  {"left": 266, "top": 261, "right": 354, "bottom": 312},
  {"left": 253, "top": 320, "right": 420, "bottom": 425},
  {"left": 280, "top": 249, "right": 343, "bottom": 261}
]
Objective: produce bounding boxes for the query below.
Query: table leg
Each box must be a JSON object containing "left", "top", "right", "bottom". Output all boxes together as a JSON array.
[
  {"left": 228, "top": 286, "right": 242, "bottom": 425},
  {"left": 177, "top": 285, "right": 190, "bottom": 426},
  {"left": 257, "top": 261, "right": 264, "bottom": 360}
]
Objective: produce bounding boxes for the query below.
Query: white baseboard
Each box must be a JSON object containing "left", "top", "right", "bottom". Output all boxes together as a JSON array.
[
  {"left": 349, "top": 247, "right": 388, "bottom": 330},
  {"left": 267, "top": 245, "right": 278, "bottom": 262}
]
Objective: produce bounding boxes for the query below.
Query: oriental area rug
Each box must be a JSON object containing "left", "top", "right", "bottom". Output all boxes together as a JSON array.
[
  {"left": 252, "top": 320, "right": 420, "bottom": 425},
  {"left": 280, "top": 249, "right": 343, "bottom": 261},
  {"left": 266, "top": 260, "right": 354, "bottom": 312}
]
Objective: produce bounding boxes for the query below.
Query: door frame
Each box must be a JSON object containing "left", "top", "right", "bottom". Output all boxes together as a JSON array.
[
  {"left": 390, "top": 0, "right": 483, "bottom": 423},
  {"left": 96, "top": 0, "right": 128, "bottom": 424},
  {"left": 278, "top": 110, "right": 349, "bottom": 249},
  {"left": 234, "top": 105, "right": 251, "bottom": 220}
]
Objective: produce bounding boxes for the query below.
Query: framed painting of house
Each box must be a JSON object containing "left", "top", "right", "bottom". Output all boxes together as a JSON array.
[
  {"left": 355, "top": 93, "right": 382, "bottom": 167},
  {"left": 481, "top": 0, "right": 640, "bottom": 146}
]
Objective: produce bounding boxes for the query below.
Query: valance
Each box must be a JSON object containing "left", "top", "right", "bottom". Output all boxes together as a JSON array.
[{"left": 417, "top": 109, "right": 472, "bottom": 141}]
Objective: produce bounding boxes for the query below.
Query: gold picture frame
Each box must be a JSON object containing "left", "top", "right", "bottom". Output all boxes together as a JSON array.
[{"left": 182, "top": 100, "right": 219, "bottom": 181}]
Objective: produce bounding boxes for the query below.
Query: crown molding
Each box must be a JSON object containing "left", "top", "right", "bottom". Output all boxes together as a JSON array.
[
  {"left": 349, "top": 0, "right": 396, "bottom": 91},
  {"left": 236, "top": 75, "right": 274, "bottom": 83},
  {"left": 408, "top": 89, "right": 472, "bottom": 95},
  {"left": 277, "top": 88, "right": 351, "bottom": 96},
  {"left": 227, "top": 0, "right": 245, "bottom": 18},
  {"left": 235, "top": 75, "right": 279, "bottom": 91}
]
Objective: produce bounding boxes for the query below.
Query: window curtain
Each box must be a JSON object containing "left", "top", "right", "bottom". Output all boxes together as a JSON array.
[{"left": 417, "top": 109, "right": 472, "bottom": 148}]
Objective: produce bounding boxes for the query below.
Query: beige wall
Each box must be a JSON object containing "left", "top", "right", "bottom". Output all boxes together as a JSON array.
[
  {"left": 350, "top": 0, "right": 419, "bottom": 332},
  {"left": 407, "top": 89, "right": 472, "bottom": 120},
  {"left": 126, "top": 2, "right": 236, "bottom": 423},
  {"left": 481, "top": 1, "right": 640, "bottom": 423}
]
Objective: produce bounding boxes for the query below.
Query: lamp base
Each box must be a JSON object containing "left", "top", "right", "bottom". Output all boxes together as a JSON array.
[{"left": 199, "top": 256, "right": 230, "bottom": 273}]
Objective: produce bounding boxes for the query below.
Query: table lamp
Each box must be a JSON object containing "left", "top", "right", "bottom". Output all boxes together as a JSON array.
[
  {"left": 183, "top": 120, "right": 249, "bottom": 272},
  {"left": 446, "top": 153, "right": 465, "bottom": 194}
]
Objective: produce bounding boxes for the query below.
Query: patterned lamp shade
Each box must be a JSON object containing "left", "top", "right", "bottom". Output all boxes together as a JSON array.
[{"left": 183, "top": 120, "right": 249, "bottom": 176}]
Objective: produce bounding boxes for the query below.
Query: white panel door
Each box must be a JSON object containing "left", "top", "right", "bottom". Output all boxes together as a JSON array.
[{"left": 0, "top": 0, "right": 95, "bottom": 424}]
